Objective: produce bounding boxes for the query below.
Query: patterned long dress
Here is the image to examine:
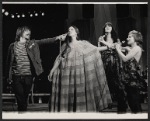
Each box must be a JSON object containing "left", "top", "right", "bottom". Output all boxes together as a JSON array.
[
  {"left": 121, "top": 58, "right": 145, "bottom": 113},
  {"left": 50, "top": 40, "right": 112, "bottom": 112},
  {"left": 101, "top": 49, "right": 121, "bottom": 102},
  {"left": 122, "top": 58, "right": 144, "bottom": 87}
]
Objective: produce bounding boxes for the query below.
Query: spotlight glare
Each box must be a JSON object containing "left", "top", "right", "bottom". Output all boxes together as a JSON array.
[
  {"left": 22, "top": 14, "right": 25, "bottom": 17},
  {"left": 30, "top": 14, "right": 33, "bottom": 17},
  {"left": 41, "top": 12, "right": 45, "bottom": 16},
  {"left": 2, "top": 9, "right": 5, "bottom": 13},
  {"left": 17, "top": 15, "right": 20, "bottom": 18},
  {"left": 35, "top": 13, "right": 38, "bottom": 16},
  {"left": 11, "top": 15, "right": 15, "bottom": 18},
  {"left": 4, "top": 11, "right": 9, "bottom": 16}
]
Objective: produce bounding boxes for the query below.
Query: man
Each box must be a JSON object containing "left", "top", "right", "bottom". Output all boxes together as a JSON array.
[{"left": 5, "top": 26, "right": 65, "bottom": 112}]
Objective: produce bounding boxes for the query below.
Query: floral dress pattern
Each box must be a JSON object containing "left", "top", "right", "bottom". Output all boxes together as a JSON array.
[
  {"left": 122, "top": 58, "right": 146, "bottom": 90},
  {"left": 120, "top": 58, "right": 146, "bottom": 112},
  {"left": 101, "top": 49, "right": 123, "bottom": 101}
]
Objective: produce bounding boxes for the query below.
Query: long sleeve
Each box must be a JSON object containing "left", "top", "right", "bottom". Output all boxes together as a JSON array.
[
  {"left": 34, "top": 37, "right": 57, "bottom": 45},
  {"left": 5, "top": 44, "right": 13, "bottom": 79},
  {"left": 33, "top": 43, "right": 44, "bottom": 75}
]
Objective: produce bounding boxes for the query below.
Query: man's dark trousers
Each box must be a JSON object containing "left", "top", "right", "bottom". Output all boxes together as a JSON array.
[{"left": 12, "top": 75, "right": 33, "bottom": 111}]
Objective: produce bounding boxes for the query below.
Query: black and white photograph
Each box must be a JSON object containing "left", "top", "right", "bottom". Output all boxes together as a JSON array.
[{"left": 1, "top": 1, "right": 149, "bottom": 119}]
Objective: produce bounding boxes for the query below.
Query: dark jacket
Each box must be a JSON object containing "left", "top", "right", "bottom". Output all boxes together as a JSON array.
[{"left": 6, "top": 37, "right": 57, "bottom": 80}]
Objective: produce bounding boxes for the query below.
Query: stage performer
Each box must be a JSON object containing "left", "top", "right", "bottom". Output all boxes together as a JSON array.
[{"left": 48, "top": 25, "right": 112, "bottom": 112}]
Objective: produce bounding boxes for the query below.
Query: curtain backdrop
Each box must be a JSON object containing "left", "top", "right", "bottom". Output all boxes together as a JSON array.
[
  {"left": 66, "top": 4, "right": 147, "bottom": 70},
  {"left": 2, "top": 4, "right": 147, "bottom": 93}
]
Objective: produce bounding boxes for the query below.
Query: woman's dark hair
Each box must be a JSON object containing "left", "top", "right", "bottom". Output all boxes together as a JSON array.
[
  {"left": 15, "top": 26, "right": 31, "bottom": 41},
  {"left": 102, "top": 22, "right": 118, "bottom": 43},
  {"left": 66, "top": 25, "right": 80, "bottom": 40},
  {"left": 65, "top": 25, "right": 80, "bottom": 44},
  {"left": 62, "top": 25, "right": 80, "bottom": 55}
]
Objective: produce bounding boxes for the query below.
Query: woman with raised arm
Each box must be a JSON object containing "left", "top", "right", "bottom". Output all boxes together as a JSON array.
[
  {"left": 48, "top": 25, "right": 112, "bottom": 112},
  {"left": 115, "top": 30, "right": 143, "bottom": 113},
  {"left": 97, "top": 22, "right": 128, "bottom": 113}
]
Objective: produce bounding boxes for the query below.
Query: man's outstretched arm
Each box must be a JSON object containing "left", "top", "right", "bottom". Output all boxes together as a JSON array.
[{"left": 34, "top": 34, "right": 67, "bottom": 45}]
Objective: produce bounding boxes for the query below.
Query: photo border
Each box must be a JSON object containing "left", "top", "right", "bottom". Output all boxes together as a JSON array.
[{"left": 0, "top": 0, "right": 149, "bottom": 120}]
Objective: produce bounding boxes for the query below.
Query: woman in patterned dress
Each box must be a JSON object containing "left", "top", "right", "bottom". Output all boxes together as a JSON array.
[
  {"left": 115, "top": 30, "right": 143, "bottom": 113},
  {"left": 48, "top": 25, "right": 112, "bottom": 112},
  {"left": 98, "top": 22, "right": 128, "bottom": 113}
]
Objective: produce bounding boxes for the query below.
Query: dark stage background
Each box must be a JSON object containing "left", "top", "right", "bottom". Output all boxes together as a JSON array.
[{"left": 2, "top": 4, "right": 148, "bottom": 93}]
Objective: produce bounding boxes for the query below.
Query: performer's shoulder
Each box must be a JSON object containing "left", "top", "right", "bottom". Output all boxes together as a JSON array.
[
  {"left": 79, "top": 40, "right": 93, "bottom": 46},
  {"left": 8, "top": 42, "right": 15, "bottom": 48},
  {"left": 78, "top": 40, "right": 89, "bottom": 44},
  {"left": 9, "top": 43, "right": 14, "bottom": 46}
]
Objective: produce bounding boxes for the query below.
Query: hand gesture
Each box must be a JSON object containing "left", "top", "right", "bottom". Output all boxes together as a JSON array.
[
  {"left": 109, "top": 44, "right": 115, "bottom": 49},
  {"left": 7, "top": 78, "right": 13, "bottom": 84},
  {"left": 56, "top": 33, "right": 67, "bottom": 41},
  {"left": 122, "top": 46, "right": 131, "bottom": 52},
  {"left": 115, "top": 43, "right": 121, "bottom": 50},
  {"left": 48, "top": 69, "right": 54, "bottom": 82},
  {"left": 98, "top": 36, "right": 105, "bottom": 43}
]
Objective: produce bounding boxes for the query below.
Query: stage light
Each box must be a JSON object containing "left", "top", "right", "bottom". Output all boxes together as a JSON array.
[
  {"left": 41, "top": 12, "right": 45, "bottom": 16},
  {"left": 17, "top": 15, "right": 20, "bottom": 18},
  {"left": 22, "top": 14, "right": 25, "bottom": 17},
  {"left": 35, "top": 13, "right": 38, "bottom": 16},
  {"left": 2, "top": 9, "right": 5, "bottom": 13},
  {"left": 4, "top": 11, "right": 9, "bottom": 16},
  {"left": 11, "top": 14, "right": 15, "bottom": 18},
  {"left": 30, "top": 14, "right": 33, "bottom": 17}
]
